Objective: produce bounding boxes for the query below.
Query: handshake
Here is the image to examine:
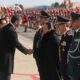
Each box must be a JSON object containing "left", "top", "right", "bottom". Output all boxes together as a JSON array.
[{"left": 27, "top": 49, "right": 33, "bottom": 55}]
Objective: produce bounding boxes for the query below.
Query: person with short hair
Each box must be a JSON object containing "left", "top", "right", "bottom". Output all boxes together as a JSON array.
[{"left": 0, "top": 15, "right": 32, "bottom": 80}]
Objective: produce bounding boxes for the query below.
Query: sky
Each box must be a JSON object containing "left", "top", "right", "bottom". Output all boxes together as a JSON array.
[{"left": 0, "top": 0, "right": 80, "bottom": 8}]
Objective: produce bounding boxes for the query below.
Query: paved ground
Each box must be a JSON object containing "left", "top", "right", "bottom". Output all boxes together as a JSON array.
[
  {"left": 11, "top": 27, "right": 39, "bottom": 80},
  {"left": 16, "top": 26, "right": 36, "bottom": 40}
]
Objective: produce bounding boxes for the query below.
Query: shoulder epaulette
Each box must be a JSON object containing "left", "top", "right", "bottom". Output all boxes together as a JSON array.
[{"left": 66, "top": 30, "right": 74, "bottom": 36}]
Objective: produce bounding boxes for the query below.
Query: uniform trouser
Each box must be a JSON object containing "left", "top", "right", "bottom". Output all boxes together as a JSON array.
[
  {"left": 60, "top": 63, "right": 70, "bottom": 80},
  {"left": 24, "top": 25, "right": 27, "bottom": 32},
  {"left": 0, "top": 72, "right": 11, "bottom": 80},
  {"left": 35, "top": 58, "right": 43, "bottom": 80}
]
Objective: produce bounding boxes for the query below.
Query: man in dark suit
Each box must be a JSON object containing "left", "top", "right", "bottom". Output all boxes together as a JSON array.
[{"left": 0, "top": 15, "right": 32, "bottom": 80}]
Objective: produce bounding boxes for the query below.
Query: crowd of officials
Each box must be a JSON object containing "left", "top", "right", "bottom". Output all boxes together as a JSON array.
[{"left": 0, "top": 8, "right": 80, "bottom": 80}]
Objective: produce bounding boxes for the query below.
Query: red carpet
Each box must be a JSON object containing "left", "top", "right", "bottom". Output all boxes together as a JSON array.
[{"left": 13, "top": 73, "right": 40, "bottom": 80}]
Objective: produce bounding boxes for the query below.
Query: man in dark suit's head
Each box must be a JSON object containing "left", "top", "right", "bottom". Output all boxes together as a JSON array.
[{"left": 11, "top": 15, "right": 22, "bottom": 27}]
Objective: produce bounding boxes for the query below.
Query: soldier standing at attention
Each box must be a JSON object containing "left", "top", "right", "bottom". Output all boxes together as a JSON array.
[
  {"left": 55, "top": 15, "right": 73, "bottom": 80},
  {"left": 67, "top": 12, "right": 80, "bottom": 80},
  {"left": 33, "top": 11, "right": 51, "bottom": 80}
]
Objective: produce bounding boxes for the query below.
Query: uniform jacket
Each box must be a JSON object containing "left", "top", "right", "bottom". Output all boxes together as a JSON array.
[
  {"left": 67, "top": 28, "right": 80, "bottom": 78},
  {"left": 38, "top": 30, "right": 60, "bottom": 65},
  {"left": 33, "top": 28, "right": 42, "bottom": 59},
  {"left": 59, "top": 29, "right": 73, "bottom": 76},
  {"left": 37, "top": 30, "right": 60, "bottom": 80},
  {"left": 60, "top": 30, "right": 73, "bottom": 64}
]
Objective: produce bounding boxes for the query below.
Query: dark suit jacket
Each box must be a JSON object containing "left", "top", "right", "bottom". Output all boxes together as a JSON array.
[
  {"left": 33, "top": 28, "right": 42, "bottom": 58},
  {"left": 0, "top": 23, "right": 28, "bottom": 73},
  {"left": 35, "top": 30, "right": 60, "bottom": 80}
]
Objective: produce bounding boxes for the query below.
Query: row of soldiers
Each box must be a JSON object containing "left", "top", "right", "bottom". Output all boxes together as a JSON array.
[{"left": 33, "top": 11, "right": 80, "bottom": 80}]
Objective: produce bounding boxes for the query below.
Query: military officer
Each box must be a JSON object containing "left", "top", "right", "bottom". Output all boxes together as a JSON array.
[
  {"left": 33, "top": 11, "right": 51, "bottom": 80},
  {"left": 55, "top": 15, "right": 73, "bottom": 80},
  {"left": 67, "top": 12, "right": 80, "bottom": 80}
]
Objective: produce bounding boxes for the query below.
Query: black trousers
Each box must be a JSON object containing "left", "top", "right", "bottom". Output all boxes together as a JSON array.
[
  {"left": 35, "top": 58, "right": 60, "bottom": 80},
  {"left": 24, "top": 25, "right": 28, "bottom": 32},
  {"left": 0, "top": 72, "right": 11, "bottom": 80}
]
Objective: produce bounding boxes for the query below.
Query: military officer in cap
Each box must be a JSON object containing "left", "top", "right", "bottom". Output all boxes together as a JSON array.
[
  {"left": 55, "top": 16, "right": 73, "bottom": 80},
  {"left": 33, "top": 10, "right": 51, "bottom": 80},
  {"left": 67, "top": 12, "right": 80, "bottom": 80}
]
